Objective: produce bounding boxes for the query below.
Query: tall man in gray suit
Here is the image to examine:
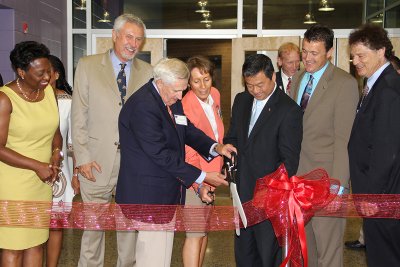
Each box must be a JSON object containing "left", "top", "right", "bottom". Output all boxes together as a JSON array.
[
  {"left": 72, "top": 14, "right": 153, "bottom": 267},
  {"left": 290, "top": 25, "right": 359, "bottom": 267}
]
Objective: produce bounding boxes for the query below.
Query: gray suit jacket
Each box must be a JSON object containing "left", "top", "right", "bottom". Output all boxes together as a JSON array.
[
  {"left": 72, "top": 50, "right": 153, "bottom": 186},
  {"left": 290, "top": 62, "right": 358, "bottom": 187}
]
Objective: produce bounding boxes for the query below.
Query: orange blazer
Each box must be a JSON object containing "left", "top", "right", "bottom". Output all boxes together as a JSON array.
[{"left": 182, "top": 87, "right": 224, "bottom": 176}]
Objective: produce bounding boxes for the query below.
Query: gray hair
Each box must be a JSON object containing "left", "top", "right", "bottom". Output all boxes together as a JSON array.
[
  {"left": 113, "top": 14, "right": 146, "bottom": 35},
  {"left": 153, "top": 58, "right": 189, "bottom": 85}
]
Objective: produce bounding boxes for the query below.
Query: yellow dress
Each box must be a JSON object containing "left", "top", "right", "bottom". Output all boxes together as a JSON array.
[{"left": 0, "top": 84, "right": 58, "bottom": 250}]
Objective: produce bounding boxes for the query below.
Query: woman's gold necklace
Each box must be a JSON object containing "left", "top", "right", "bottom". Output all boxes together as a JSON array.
[{"left": 16, "top": 78, "right": 40, "bottom": 102}]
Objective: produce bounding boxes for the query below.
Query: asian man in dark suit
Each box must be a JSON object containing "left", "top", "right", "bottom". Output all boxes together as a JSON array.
[
  {"left": 224, "top": 54, "right": 303, "bottom": 267},
  {"left": 116, "top": 58, "right": 236, "bottom": 267},
  {"left": 348, "top": 24, "right": 400, "bottom": 267}
]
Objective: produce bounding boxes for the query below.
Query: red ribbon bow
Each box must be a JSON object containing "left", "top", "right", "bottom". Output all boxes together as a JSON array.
[{"left": 252, "top": 164, "right": 340, "bottom": 267}]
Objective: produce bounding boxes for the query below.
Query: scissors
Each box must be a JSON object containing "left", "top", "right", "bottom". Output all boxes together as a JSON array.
[
  {"left": 223, "top": 151, "right": 237, "bottom": 184},
  {"left": 223, "top": 152, "right": 247, "bottom": 235}
]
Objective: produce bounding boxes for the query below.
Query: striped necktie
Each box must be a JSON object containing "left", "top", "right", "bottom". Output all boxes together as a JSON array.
[{"left": 300, "top": 75, "right": 314, "bottom": 112}]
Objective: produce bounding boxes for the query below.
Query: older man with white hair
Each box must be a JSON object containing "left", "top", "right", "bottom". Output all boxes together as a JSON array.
[{"left": 116, "top": 58, "right": 236, "bottom": 267}]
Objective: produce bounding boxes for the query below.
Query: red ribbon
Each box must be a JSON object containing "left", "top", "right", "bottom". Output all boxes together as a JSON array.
[{"left": 252, "top": 164, "right": 340, "bottom": 267}]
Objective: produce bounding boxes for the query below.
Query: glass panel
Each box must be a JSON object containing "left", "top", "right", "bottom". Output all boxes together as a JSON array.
[
  {"left": 73, "top": 0, "right": 87, "bottom": 28},
  {"left": 366, "top": 0, "right": 384, "bottom": 17},
  {"left": 136, "top": 52, "right": 151, "bottom": 64},
  {"left": 386, "top": 6, "right": 400, "bottom": 28},
  {"left": 243, "top": 0, "right": 257, "bottom": 29},
  {"left": 263, "top": 0, "right": 363, "bottom": 29},
  {"left": 91, "top": 0, "right": 237, "bottom": 29},
  {"left": 92, "top": 0, "right": 117, "bottom": 29},
  {"left": 73, "top": 34, "right": 87, "bottom": 79},
  {"left": 386, "top": 0, "right": 400, "bottom": 5}
]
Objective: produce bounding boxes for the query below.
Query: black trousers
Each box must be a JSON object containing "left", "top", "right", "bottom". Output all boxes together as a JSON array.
[
  {"left": 235, "top": 220, "right": 282, "bottom": 267},
  {"left": 364, "top": 218, "right": 400, "bottom": 267}
]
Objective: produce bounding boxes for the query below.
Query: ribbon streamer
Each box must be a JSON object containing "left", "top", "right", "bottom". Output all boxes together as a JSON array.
[{"left": 1, "top": 166, "right": 400, "bottom": 267}]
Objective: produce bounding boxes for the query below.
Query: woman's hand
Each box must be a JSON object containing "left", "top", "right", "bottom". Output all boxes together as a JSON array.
[
  {"left": 49, "top": 149, "right": 63, "bottom": 181},
  {"left": 34, "top": 161, "right": 55, "bottom": 183}
]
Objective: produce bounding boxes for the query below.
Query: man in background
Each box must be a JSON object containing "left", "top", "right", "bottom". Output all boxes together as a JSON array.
[
  {"left": 276, "top": 42, "right": 301, "bottom": 95},
  {"left": 290, "top": 24, "right": 359, "bottom": 267},
  {"left": 72, "top": 14, "right": 153, "bottom": 267}
]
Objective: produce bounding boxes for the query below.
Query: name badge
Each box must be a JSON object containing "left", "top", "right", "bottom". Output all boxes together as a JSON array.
[{"left": 174, "top": 115, "right": 187, "bottom": 126}]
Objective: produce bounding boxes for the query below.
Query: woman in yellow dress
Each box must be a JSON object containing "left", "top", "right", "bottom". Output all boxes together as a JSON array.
[{"left": 0, "top": 41, "right": 62, "bottom": 267}]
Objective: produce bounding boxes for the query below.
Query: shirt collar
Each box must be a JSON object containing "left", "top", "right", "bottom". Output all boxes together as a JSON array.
[
  {"left": 110, "top": 50, "right": 132, "bottom": 70},
  {"left": 366, "top": 62, "right": 390, "bottom": 91}
]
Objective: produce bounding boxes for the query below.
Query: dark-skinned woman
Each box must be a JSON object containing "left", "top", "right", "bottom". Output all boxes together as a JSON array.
[{"left": 0, "top": 41, "right": 62, "bottom": 267}]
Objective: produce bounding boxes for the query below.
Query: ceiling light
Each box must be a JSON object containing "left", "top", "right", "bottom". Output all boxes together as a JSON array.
[
  {"left": 200, "top": 12, "right": 213, "bottom": 23},
  {"left": 196, "top": 0, "right": 210, "bottom": 13},
  {"left": 98, "top": 11, "right": 111, "bottom": 23},
  {"left": 318, "top": 0, "right": 335, "bottom": 12},
  {"left": 370, "top": 13, "right": 383, "bottom": 24},
  {"left": 75, "top": 0, "right": 86, "bottom": 10},
  {"left": 304, "top": 13, "right": 317, "bottom": 24},
  {"left": 304, "top": 0, "right": 317, "bottom": 24},
  {"left": 205, "top": 23, "right": 212, "bottom": 29}
]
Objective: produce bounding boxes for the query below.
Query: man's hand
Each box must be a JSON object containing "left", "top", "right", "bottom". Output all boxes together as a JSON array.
[
  {"left": 359, "top": 201, "right": 379, "bottom": 217},
  {"left": 214, "top": 143, "right": 237, "bottom": 158},
  {"left": 199, "top": 186, "right": 215, "bottom": 204},
  {"left": 77, "top": 161, "right": 102, "bottom": 182},
  {"left": 204, "top": 172, "right": 228, "bottom": 187}
]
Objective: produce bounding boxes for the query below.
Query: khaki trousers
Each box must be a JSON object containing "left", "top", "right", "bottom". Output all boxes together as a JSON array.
[
  {"left": 77, "top": 152, "right": 137, "bottom": 267},
  {"left": 306, "top": 216, "right": 346, "bottom": 267}
]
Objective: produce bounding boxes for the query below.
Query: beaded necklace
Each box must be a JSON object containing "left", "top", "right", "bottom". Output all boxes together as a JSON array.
[{"left": 16, "top": 78, "right": 40, "bottom": 102}]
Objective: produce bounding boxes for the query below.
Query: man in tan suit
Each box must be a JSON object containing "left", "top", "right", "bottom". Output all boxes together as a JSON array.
[
  {"left": 72, "top": 14, "right": 153, "bottom": 267},
  {"left": 290, "top": 24, "right": 358, "bottom": 267}
]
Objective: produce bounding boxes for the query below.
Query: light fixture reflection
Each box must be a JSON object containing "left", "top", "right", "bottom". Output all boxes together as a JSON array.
[
  {"left": 370, "top": 13, "right": 383, "bottom": 24},
  {"left": 196, "top": 0, "right": 210, "bottom": 13},
  {"left": 304, "top": 13, "right": 317, "bottom": 24},
  {"left": 75, "top": 0, "right": 86, "bottom": 10},
  {"left": 200, "top": 12, "right": 213, "bottom": 23},
  {"left": 318, "top": 0, "right": 335, "bottom": 12},
  {"left": 304, "top": 0, "right": 317, "bottom": 24},
  {"left": 98, "top": 11, "right": 111, "bottom": 23}
]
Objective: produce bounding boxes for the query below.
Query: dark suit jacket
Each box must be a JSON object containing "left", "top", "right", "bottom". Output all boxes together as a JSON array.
[
  {"left": 349, "top": 64, "right": 400, "bottom": 194},
  {"left": 116, "top": 80, "right": 216, "bottom": 208},
  {"left": 276, "top": 70, "right": 284, "bottom": 92},
  {"left": 0, "top": 73, "right": 3, "bottom": 87},
  {"left": 224, "top": 88, "right": 303, "bottom": 203}
]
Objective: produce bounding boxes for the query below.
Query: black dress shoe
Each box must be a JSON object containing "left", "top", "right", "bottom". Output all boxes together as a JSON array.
[{"left": 345, "top": 240, "right": 366, "bottom": 250}]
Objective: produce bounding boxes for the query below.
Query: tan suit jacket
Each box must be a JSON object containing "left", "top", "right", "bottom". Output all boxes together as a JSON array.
[
  {"left": 290, "top": 62, "right": 358, "bottom": 267},
  {"left": 291, "top": 62, "right": 358, "bottom": 185},
  {"left": 72, "top": 50, "right": 153, "bottom": 186}
]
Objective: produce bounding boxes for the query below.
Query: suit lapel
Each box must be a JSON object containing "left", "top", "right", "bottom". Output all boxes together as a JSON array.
[
  {"left": 127, "top": 58, "right": 140, "bottom": 97},
  {"left": 303, "top": 63, "right": 334, "bottom": 119},
  {"left": 292, "top": 71, "right": 306, "bottom": 101},
  {"left": 242, "top": 94, "right": 253, "bottom": 142},
  {"left": 190, "top": 91, "right": 218, "bottom": 139},
  {"left": 101, "top": 51, "right": 121, "bottom": 100}
]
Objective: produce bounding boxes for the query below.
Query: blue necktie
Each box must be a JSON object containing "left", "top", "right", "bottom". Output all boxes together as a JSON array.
[
  {"left": 300, "top": 75, "right": 314, "bottom": 112},
  {"left": 248, "top": 100, "right": 262, "bottom": 136},
  {"left": 117, "top": 63, "right": 127, "bottom": 105}
]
